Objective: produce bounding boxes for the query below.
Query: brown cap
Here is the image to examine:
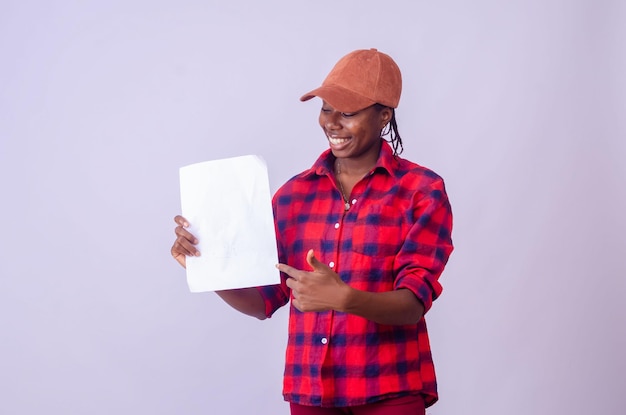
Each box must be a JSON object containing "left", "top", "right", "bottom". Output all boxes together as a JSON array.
[{"left": 300, "top": 48, "right": 402, "bottom": 113}]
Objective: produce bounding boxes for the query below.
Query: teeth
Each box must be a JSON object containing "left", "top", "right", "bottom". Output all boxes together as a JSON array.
[{"left": 329, "top": 137, "right": 349, "bottom": 145}]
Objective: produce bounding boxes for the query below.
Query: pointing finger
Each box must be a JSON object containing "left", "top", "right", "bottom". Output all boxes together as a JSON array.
[{"left": 276, "top": 263, "right": 299, "bottom": 280}]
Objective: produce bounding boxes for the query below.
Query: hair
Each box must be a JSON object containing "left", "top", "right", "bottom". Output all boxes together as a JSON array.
[{"left": 375, "top": 104, "right": 403, "bottom": 155}]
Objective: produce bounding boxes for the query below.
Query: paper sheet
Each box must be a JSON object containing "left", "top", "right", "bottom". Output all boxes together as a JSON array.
[{"left": 179, "top": 155, "right": 280, "bottom": 292}]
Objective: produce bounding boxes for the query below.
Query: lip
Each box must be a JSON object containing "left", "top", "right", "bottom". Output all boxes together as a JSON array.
[{"left": 327, "top": 135, "right": 351, "bottom": 150}]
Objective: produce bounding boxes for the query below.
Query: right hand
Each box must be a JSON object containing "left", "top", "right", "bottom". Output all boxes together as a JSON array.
[{"left": 171, "top": 215, "right": 200, "bottom": 268}]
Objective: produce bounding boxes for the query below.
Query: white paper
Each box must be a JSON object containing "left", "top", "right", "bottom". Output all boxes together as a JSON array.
[{"left": 179, "top": 155, "right": 279, "bottom": 292}]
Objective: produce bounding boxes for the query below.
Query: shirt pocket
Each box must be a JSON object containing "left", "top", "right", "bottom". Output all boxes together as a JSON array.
[{"left": 352, "top": 205, "right": 404, "bottom": 257}]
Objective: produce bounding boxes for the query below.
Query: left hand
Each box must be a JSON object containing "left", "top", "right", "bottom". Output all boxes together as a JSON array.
[{"left": 277, "top": 249, "right": 351, "bottom": 313}]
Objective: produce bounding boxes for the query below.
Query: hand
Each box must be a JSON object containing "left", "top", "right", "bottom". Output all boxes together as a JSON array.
[
  {"left": 171, "top": 215, "right": 200, "bottom": 268},
  {"left": 277, "top": 249, "right": 351, "bottom": 313}
]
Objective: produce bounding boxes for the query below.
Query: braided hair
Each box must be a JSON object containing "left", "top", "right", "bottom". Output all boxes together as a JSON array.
[{"left": 375, "top": 104, "right": 403, "bottom": 155}]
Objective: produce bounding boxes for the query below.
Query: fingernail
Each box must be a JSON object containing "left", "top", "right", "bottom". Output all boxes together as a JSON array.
[{"left": 195, "top": 251, "right": 201, "bottom": 257}]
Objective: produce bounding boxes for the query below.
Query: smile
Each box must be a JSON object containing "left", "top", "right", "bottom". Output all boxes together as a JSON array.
[{"left": 328, "top": 136, "right": 351, "bottom": 146}]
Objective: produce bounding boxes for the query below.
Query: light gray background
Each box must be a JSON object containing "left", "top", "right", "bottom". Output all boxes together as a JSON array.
[{"left": 1, "top": 1, "right": 624, "bottom": 414}]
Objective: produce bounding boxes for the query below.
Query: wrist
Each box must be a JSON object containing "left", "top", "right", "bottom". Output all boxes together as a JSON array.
[{"left": 340, "top": 284, "right": 365, "bottom": 314}]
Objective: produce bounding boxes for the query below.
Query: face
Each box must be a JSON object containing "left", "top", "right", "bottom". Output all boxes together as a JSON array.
[{"left": 319, "top": 101, "right": 392, "bottom": 162}]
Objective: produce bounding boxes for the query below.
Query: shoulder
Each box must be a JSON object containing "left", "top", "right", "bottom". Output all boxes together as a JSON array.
[
  {"left": 378, "top": 141, "right": 445, "bottom": 192},
  {"left": 273, "top": 150, "right": 333, "bottom": 204},
  {"left": 392, "top": 156, "right": 447, "bottom": 194},
  {"left": 273, "top": 170, "right": 312, "bottom": 203}
]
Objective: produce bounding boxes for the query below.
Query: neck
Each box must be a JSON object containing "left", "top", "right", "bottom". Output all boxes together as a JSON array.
[
  {"left": 335, "top": 140, "right": 382, "bottom": 177},
  {"left": 334, "top": 153, "right": 379, "bottom": 178}
]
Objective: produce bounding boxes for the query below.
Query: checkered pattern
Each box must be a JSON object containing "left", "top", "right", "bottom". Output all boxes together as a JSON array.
[{"left": 258, "top": 141, "right": 453, "bottom": 408}]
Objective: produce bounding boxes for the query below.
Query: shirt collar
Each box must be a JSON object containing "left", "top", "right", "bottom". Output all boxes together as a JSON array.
[{"left": 304, "top": 140, "right": 398, "bottom": 178}]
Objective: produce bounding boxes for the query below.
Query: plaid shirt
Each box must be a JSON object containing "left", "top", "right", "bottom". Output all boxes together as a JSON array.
[{"left": 258, "top": 141, "right": 453, "bottom": 408}]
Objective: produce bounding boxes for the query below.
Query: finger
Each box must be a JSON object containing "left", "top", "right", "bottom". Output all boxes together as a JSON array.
[
  {"left": 174, "top": 215, "right": 190, "bottom": 228},
  {"left": 174, "top": 225, "right": 199, "bottom": 244},
  {"left": 291, "top": 298, "right": 302, "bottom": 312},
  {"left": 173, "top": 237, "right": 201, "bottom": 257},
  {"left": 276, "top": 263, "right": 300, "bottom": 280},
  {"left": 306, "top": 249, "right": 327, "bottom": 272},
  {"left": 285, "top": 277, "right": 298, "bottom": 290},
  {"left": 171, "top": 242, "right": 193, "bottom": 258}
]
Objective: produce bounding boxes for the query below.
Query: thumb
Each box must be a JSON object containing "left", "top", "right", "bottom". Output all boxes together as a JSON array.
[{"left": 306, "top": 249, "right": 324, "bottom": 271}]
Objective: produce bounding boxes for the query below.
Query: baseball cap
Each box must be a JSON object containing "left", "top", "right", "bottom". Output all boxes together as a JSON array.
[{"left": 300, "top": 48, "right": 402, "bottom": 113}]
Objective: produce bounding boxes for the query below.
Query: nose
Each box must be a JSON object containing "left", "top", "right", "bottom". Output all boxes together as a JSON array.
[{"left": 322, "top": 111, "right": 341, "bottom": 131}]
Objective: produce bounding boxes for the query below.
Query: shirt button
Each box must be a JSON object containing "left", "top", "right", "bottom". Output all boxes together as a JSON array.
[
  {"left": 321, "top": 337, "right": 328, "bottom": 345},
  {"left": 334, "top": 222, "right": 340, "bottom": 229},
  {"left": 351, "top": 199, "right": 357, "bottom": 205},
  {"left": 328, "top": 261, "right": 335, "bottom": 268}
]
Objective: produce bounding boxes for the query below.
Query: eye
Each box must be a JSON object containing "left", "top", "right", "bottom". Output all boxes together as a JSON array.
[
  {"left": 320, "top": 107, "right": 331, "bottom": 113},
  {"left": 341, "top": 111, "right": 358, "bottom": 118}
]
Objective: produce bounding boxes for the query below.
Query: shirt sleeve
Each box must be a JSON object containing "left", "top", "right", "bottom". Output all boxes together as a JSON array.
[
  {"left": 256, "top": 280, "right": 290, "bottom": 318},
  {"left": 256, "top": 192, "right": 291, "bottom": 318},
  {"left": 393, "top": 178, "right": 454, "bottom": 313}
]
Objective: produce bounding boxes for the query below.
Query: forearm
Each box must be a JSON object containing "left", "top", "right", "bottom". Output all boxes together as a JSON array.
[
  {"left": 215, "top": 287, "right": 267, "bottom": 320},
  {"left": 341, "top": 287, "right": 424, "bottom": 326}
]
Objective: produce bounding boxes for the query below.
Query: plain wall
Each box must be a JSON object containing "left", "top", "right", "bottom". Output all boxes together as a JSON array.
[{"left": 1, "top": 1, "right": 624, "bottom": 414}]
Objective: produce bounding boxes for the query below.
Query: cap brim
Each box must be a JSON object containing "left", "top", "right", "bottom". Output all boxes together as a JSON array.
[{"left": 299, "top": 85, "right": 376, "bottom": 113}]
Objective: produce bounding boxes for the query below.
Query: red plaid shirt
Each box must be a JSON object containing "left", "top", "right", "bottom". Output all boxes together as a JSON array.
[{"left": 258, "top": 141, "right": 453, "bottom": 408}]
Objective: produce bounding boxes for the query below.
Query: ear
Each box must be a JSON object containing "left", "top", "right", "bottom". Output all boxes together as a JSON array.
[{"left": 379, "top": 107, "right": 393, "bottom": 129}]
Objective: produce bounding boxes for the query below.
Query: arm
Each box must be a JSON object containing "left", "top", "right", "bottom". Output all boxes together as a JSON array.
[
  {"left": 278, "top": 249, "right": 424, "bottom": 326},
  {"left": 215, "top": 288, "right": 267, "bottom": 320},
  {"left": 343, "top": 285, "right": 424, "bottom": 326},
  {"left": 276, "top": 179, "right": 453, "bottom": 325},
  {"left": 171, "top": 215, "right": 267, "bottom": 320}
]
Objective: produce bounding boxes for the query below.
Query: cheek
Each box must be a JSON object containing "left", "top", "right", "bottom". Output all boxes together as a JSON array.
[
  {"left": 319, "top": 113, "right": 332, "bottom": 130},
  {"left": 342, "top": 120, "right": 360, "bottom": 134},
  {"left": 354, "top": 124, "right": 373, "bottom": 139}
]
